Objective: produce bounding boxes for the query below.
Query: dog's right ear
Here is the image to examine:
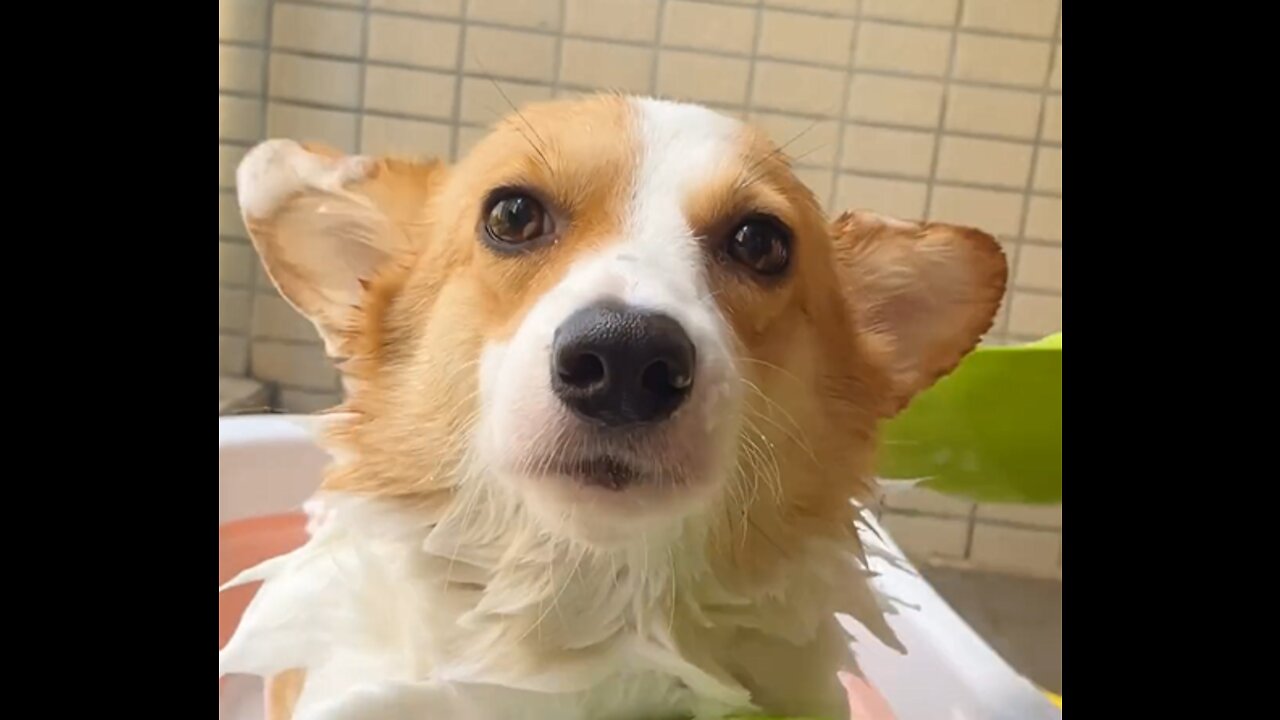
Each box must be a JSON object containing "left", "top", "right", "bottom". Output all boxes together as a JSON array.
[{"left": 236, "top": 140, "right": 447, "bottom": 357}]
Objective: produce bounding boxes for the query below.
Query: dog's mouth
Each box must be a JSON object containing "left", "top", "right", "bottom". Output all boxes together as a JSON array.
[{"left": 550, "top": 453, "right": 648, "bottom": 492}]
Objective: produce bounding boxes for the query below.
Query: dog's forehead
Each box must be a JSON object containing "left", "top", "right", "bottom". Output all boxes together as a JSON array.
[
  {"left": 473, "top": 96, "right": 762, "bottom": 215},
  {"left": 630, "top": 97, "right": 746, "bottom": 189}
]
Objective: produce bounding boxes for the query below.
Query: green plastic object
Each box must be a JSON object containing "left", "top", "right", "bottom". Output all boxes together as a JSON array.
[{"left": 875, "top": 333, "right": 1062, "bottom": 504}]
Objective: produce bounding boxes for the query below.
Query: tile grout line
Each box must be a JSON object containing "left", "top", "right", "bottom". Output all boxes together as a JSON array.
[
  {"left": 821, "top": 0, "right": 860, "bottom": 211},
  {"left": 922, "top": 0, "right": 964, "bottom": 224},
  {"left": 739, "top": 0, "right": 765, "bottom": 122},
  {"left": 649, "top": 0, "right": 669, "bottom": 96},
  {"left": 1001, "top": 1, "right": 1063, "bottom": 339},
  {"left": 447, "top": 0, "right": 471, "bottom": 162},
  {"left": 353, "top": 0, "right": 371, "bottom": 155},
  {"left": 224, "top": 37, "right": 1060, "bottom": 96},
  {"left": 241, "top": 0, "right": 277, "bottom": 381},
  {"left": 220, "top": 85, "right": 1061, "bottom": 152},
  {"left": 551, "top": 0, "right": 568, "bottom": 97},
  {"left": 332, "top": 0, "right": 371, "bottom": 396},
  {"left": 280, "top": 0, "right": 1062, "bottom": 44},
  {"left": 962, "top": 505, "right": 978, "bottom": 559}
]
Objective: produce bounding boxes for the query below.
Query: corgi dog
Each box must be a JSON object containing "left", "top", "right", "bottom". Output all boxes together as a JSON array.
[{"left": 221, "top": 94, "right": 1007, "bottom": 720}]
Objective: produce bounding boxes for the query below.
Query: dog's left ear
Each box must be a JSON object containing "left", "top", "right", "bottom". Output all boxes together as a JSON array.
[{"left": 831, "top": 211, "right": 1008, "bottom": 417}]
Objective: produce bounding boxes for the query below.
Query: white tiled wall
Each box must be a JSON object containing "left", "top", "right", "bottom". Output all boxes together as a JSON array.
[{"left": 219, "top": 0, "right": 1063, "bottom": 578}]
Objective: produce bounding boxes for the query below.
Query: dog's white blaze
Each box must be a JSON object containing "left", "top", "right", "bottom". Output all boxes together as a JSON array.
[
  {"left": 477, "top": 99, "right": 747, "bottom": 537},
  {"left": 619, "top": 97, "right": 742, "bottom": 312},
  {"left": 528, "top": 99, "right": 743, "bottom": 324}
]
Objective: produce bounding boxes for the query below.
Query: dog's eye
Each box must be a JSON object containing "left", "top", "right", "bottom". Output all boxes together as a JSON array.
[
  {"left": 727, "top": 217, "right": 791, "bottom": 276},
  {"left": 485, "top": 194, "right": 551, "bottom": 245}
]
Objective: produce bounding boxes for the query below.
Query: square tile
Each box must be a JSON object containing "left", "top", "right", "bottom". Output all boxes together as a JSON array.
[
  {"left": 269, "top": 55, "right": 361, "bottom": 107},
  {"left": 961, "top": 0, "right": 1058, "bottom": 37},
  {"left": 833, "top": 173, "right": 928, "bottom": 219},
  {"left": 861, "top": 0, "right": 958, "bottom": 26},
  {"left": 564, "top": 0, "right": 661, "bottom": 43},
  {"left": 251, "top": 341, "right": 339, "bottom": 390},
  {"left": 855, "top": 22, "right": 952, "bottom": 77},
  {"left": 990, "top": 289, "right": 1012, "bottom": 339},
  {"left": 953, "top": 34, "right": 1052, "bottom": 88},
  {"left": 272, "top": 4, "right": 363, "bottom": 57},
  {"left": 219, "top": 45, "right": 264, "bottom": 94},
  {"left": 759, "top": 10, "right": 855, "bottom": 67},
  {"left": 846, "top": 74, "right": 944, "bottom": 129},
  {"left": 220, "top": 376, "right": 271, "bottom": 415},
  {"left": 935, "top": 136, "right": 1033, "bottom": 189},
  {"left": 969, "top": 524, "right": 1060, "bottom": 577},
  {"left": 220, "top": 334, "right": 249, "bottom": 375},
  {"left": 258, "top": 266, "right": 278, "bottom": 290},
  {"left": 751, "top": 61, "right": 845, "bottom": 116},
  {"left": 459, "top": 77, "right": 553, "bottom": 125},
  {"left": 266, "top": 103, "right": 358, "bottom": 151},
  {"left": 455, "top": 125, "right": 491, "bottom": 157},
  {"left": 279, "top": 389, "right": 343, "bottom": 414},
  {"left": 363, "top": 66, "right": 456, "bottom": 119},
  {"left": 656, "top": 51, "right": 751, "bottom": 106},
  {"left": 1033, "top": 147, "right": 1061, "bottom": 193},
  {"left": 368, "top": 14, "right": 462, "bottom": 70},
  {"left": 468, "top": 0, "right": 561, "bottom": 30},
  {"left": 1041, "top": 96, "right": 1061, "bottom": 142},
  {"left": 1049, "top": 43, "right": 1061, "bottom": 90},
  {"left": 929, "top": 186, "right": 1023, "bottom": 235},
  {"left": 359, "top": 116, "right": 453, "bottom": 157},
  {"left": 220, "top": 288, "right": 252, "bottom": 333},
  {"left": 881, "top": 513, "right": 970, "bottom": 560},
  {"left": 219, "top": 191, "right": 247, "bottom": 239},
  {"left": 219, "top": 95, "right": 263, "bottom": 142},
  {"left": 748, "top": 113, "right": 840, "bottom": 169},
  {"left": 1015, "top": 244, "right": 1061, "bottom": 291},
  {"left": 219, "top": 241, "right": 255, "bottom": 286},
  {"left": 841, "top": 124, "right": 936, "bottom": 178},
  {"left": 793, "top": 167, "right": 835, "bottom": 208},
  {"left": 1007, "top": 291, "right": 1061, "bottom": 337},
  {"left": 944, "top": 85, "right": 1042, "bottom": 139},
  {"left": 560, "top": 39, "right": 655, "bottom": 94},
  {"left": 219, "top": 0, "right": 270, "bottom": 43},
  {"left": 662, "top": 1, "right": 756, "bottom": 55},
  {"left": 1024, "top": 195, "right": 1061, "bottom": 241},
  {"left": 219, "top": 144, "right": 248, "bottom": 188},
  {"left": 252, "top": 293, "right": 320, "bottom": 342},
  {"left": 464, "top": 26, "right": 557, "bottom": 82}
]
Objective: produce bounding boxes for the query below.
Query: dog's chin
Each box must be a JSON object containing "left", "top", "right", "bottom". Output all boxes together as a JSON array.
[{"left": 496, "top": 430, "right": 727, "bottom": 546}]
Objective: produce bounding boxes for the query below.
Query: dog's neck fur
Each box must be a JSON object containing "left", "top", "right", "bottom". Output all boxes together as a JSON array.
[{"left": 295, "top": 421, "right": 894, "bottom": 718}]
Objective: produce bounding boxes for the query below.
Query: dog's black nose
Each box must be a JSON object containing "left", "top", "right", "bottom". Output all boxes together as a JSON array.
[{"left": 551, "top": 301, "right": 695, "bottom": 427}]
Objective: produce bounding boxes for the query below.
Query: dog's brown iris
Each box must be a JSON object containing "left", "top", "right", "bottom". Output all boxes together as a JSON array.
[
  {"left": 728, "top": 217, "right": 791, "bottom": 276},
  {"left": 485, "top": 194, "right": 551, "bottom": 246}
]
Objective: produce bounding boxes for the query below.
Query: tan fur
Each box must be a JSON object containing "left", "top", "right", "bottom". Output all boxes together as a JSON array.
[
  {"left": 265, "top": 669, "right": 306, "bottom": 720},
  {"left": 242, "top": 95, "right": 1006, "bottom": 719}
]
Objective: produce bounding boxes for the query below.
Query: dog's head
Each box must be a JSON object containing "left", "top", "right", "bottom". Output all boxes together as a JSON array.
[{"left": 238, "top": 95, "right": 1005, "bottom": 554}]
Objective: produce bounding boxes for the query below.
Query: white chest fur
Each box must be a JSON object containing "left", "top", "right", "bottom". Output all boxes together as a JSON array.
[{"left": 220, "top": 495, "right": 892, "bottom": 720}]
